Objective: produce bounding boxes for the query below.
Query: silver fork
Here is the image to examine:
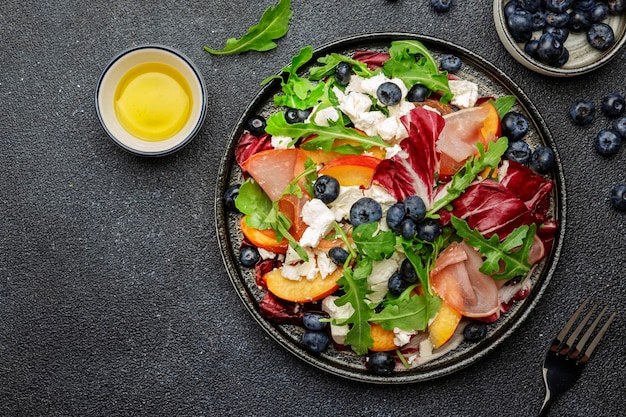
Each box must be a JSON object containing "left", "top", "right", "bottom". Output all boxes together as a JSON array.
[{"left": 538, "top": 297, "right": 617, "bottom": 417}]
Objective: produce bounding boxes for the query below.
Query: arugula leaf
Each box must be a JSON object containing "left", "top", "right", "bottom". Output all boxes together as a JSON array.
[
  {"left": 492, "top": 95, "right": 517, "bottom": 119},
  {"left": 352, "top": 223, "right": 396, "bottom": 261},
  {"left": 333, "top": 259, "right": 373, "bottom": 355},
  {"left": 309, "top": 53, "right": 378, "bottom": 81},
  {"left": 450, "top": 216, "right": 536, "bottom": 281},
  {"left": 204, "top": 0, "right": 293, "bottom": 55},
  {"left": 265, "top": 112, "right": 389, "bottom": 153},
  {"left": 371, "top": 293, "right": 441, "bottom": 332},
  {"left": 383, "top": 40, "right": 453, "bottom": 104},
  {"left": 429, "top": 136, "right": 508, "bottom": 215},
  {"left": 235, "top": 180, "right": 274, "bottom": 230}
]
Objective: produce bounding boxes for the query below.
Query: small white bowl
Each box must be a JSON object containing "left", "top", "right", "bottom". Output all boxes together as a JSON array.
[
  {"left": 494, "top": 2, "right": 626, "bottom": 77},
  {"left": 96, "top": 45, "right": 207, "bottom": 156}
]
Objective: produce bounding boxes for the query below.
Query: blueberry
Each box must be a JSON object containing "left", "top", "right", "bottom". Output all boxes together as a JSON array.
[
  {"left": 502, "top": 111, "right": 530, "bottom": 141},
  {"left": 508, "top": 10, "right": 534, "bottom": 42},
  {"left": 613, "top": 117, "right": 626, "bottom": 138},
  {"left": 239, "top": 246, "right": 260, "bottom": 268},
  {"left": 314, "top": 175, "right": 340, "bottom": 204},
  {"left": 302, "top": 330, "right": 330, "bottom": 353},
  {"left": 417, "top": 219, "right": 442, "bottom": 242},
  {"left": 376, "top": 82, "right": 402, "bottom": 106},
  {"left": 568, "top": 9, "right": 592, "bottom": 32},
  {"left": 569, "top": 99, "right": 596, "bottom": 125},
  {"left": 504, "top": 140, "right": 532, "bottom": 165},
  {"left": 430, "top": 0, "right": 453, "bottom": 12},
  {"left": 573, "top": 0, "right": 596, "bottom": 11},
  {"left": 404, "top": 195, "right": 426, "bottom": 222},
  {"left": 386, "top": 203, "right": 405, "bottom": 234},
  {"left": 601, "top": 93, "right": 625, "bottom": 117},
  {"left": 524, "top": 39, "right": 540, "bottom": 59},
  {"left": 400, "top": 218, "right": 417, "bottom": 240},
  {"left": 329, "top": 246, "right": 349, "bottom": 266},
  {"left": 504, "top": 0, "right": 519, "bottom": 17},
  {"left": 589, "top": 3, "right": 609, "bottom": 22},
  {"left": 543, "top": 25, "right": 569, "bottom": 43},
  {"left": 400, "top": 258, "right": 419, "bottom": 284},
  {"left": 587, "top": 23, "right": 616, "bottom": 51},
  {"left": 536, "top": 32, "right": 565, "bottom": 64},
  {"left": 224, "top": 184, "right": 240, "bottom": 212},
  {"left": 440, "top": 54, "right": 462, "bottom": 73},
  {"left": 285, "top": 108, "right": 311, "bottom": 124},
  {"left": 388, "top": 272, "right": 408, "bottom": 296},
  {"left": 530, "top": 11, "right": 546, "bottom": 30},
  {"left": 518, "top": 0, "right": 541, "bottom": 11},
  {"left": 303, "top": 312, "right": 328, "bottom": 331},
  {"left": 350, "top": 197, "right": 383, "bottom": 227},
  {"left": 245, "top": 115, "right": 267, "bottom": 136},
  {"left": 335, "top": 62, "right": 352, "bottom": 86},
  {"left": 610, "top": 184, "right": 626, "bottom": 212},
  {"left": 463, "top": 322, "right": 488, "bottom": 341},
  {"left": 529, "top": 146, "right": 556, "bottom": 174},
  {"left": 407, "top": 83, "right": 430, "bottom": 102},
  {"left": 368, "top": 351, "right": 396, "bottom": 376},
  {"left": 608, "top": 0, "right": 625, "bottom": 14},
  {"left": 555, "top": 47, "right": 570, "bottom": 67},
  {"left": 544, "top": 0, "right": 571, "bottom": 13},
  {"left": 594, "top": 129, "right": 622, "bottom": 156},
  {"left": 545, "top": 11, "right": 570, "bottom": 27}
]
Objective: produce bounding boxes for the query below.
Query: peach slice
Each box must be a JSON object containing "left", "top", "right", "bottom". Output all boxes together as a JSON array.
[
  {"left": 318, "top": 155, "right": 382, "bottom": 187},
  {"left": 263, "top": 267, "right": 343, "bottom": 303},
  {"left": 240, "top": 216, "right": 288, "bottom": 254},
  {"left": 428, "top": 300, "right": 462, "bottom": 349},
  {"left": 369, "top": 322, "right": 397, "bottom": 352}
]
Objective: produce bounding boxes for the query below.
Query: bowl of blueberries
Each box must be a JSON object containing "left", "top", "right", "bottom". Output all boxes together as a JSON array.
[{"left": 494, "top": 0, "right": 626, "bottom": 76}]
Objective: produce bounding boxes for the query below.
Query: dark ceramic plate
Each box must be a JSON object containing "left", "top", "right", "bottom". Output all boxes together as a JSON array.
[{"left": 215, "top": 33, "right": 566, "bottom": 383}]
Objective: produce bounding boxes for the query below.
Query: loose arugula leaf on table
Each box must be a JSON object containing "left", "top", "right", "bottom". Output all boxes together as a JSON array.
[
  {"left": 204, "top": 0, "right": 293, "bottom": 55},
  {"left": 265, "top": 112, "right": 389, "bottom": 153},
  {"left": 383, "top": 40, "right": 453, "bottom": 104},
  {"left": 333, "top": 258, "right": 373, "bottom": 355},
  {"left": 451, "top": 216, "right": 536, "bottom": 281},
  {"left": 370, "top": 293, "right": 441, "bottom": 332},
  {"left": 429, "top": 136, "right": 508, "bottom": 215}
]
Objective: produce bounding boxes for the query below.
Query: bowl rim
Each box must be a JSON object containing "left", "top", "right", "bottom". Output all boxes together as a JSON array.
[
  {"left": 493, "top": 1, "right": 626, "bottom": 77},
  {"left": 95, "top": 44, "right": 208, "bottom": 157}
]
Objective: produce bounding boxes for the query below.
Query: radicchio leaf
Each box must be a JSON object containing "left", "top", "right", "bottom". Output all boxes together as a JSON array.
[
  {"left": 258, "top": 292, "right": 303, "bottom": 325},
  {"left": 352, "top": 50, "right": 390, "bottom": 70},
  {"left": 372, "top": 107, "right": 444, "bottom": 207},
  {"left": 499, "top": 161, "right": 553, "bottom": 223},
  {"left": 235, "top": 132, "right": 273, "bottom": 173}
]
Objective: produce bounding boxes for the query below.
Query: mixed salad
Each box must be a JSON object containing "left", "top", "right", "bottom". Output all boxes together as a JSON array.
[{"left": 225, "top": 40, "right": 558, "bottom": 376}]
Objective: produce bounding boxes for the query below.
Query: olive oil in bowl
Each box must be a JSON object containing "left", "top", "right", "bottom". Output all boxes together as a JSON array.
[{"left": 114, "top": 62, "right": 192, "bottom": 141}]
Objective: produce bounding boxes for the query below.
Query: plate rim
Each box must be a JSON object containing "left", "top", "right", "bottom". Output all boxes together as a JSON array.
[{"left": 215, "top": 32, "right": 567, "bottom": 384}]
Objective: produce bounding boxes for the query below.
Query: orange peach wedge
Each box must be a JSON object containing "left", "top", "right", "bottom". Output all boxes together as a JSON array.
[
  {"left": 369, "top": 322, "right": 397, "bottom": 352},
  {"left": 240, "top": 216, "right": 288, "bottom": 254},
  {"left": 263, "top": 267, "right": 343, "bottom": 303},
  {"left": 318, "top": 155, "right": 381, "bottom": 187},
  {"left": 428, "top": 301, "right": 462, "bottom": 349}
]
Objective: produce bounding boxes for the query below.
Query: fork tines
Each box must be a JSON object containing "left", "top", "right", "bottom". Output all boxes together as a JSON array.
[{"left": 550, "top": 297, "right": 617, "bottom": 365}]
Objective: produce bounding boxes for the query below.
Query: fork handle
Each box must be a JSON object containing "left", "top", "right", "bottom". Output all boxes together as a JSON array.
[{"left": 537, "top": 395, "right": 553, "bottom": 417}]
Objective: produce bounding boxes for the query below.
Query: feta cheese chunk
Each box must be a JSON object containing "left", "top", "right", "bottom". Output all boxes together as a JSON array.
[
  {"left": 312, "top": 106, "right": 340, "bottom": 126},
  {"left": 393, "top": 327, "right": 417, "bottom": 347},
  {"left": 271, "top": 135, "right": 292, "bottom": 149},
  {"left": 299, "top": 199, "right": 336, "bottom": 248},
  {"left": 367, "top": 258, "right": 400, "bottom": 304},
  {"left": 449, "top": 79, "right": 479, "bottom": 109},
  {"left": 322, "top": 295, "right": 354, "bottom": 345}
]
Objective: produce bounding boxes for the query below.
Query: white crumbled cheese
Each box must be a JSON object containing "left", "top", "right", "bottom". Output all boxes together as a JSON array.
[
  {"left": 422, "top": 105, "right": 442, "bottom": 115},
  {"left": 284, "top": 245, "right": 304, "bottom": 265},
  {"left": 449, "top": 79, "right": 479, "bottom": 108},
  {"left": 333, "top": 87, "right": 372, "bottom": 121},
  {"left": 419, "top": 337, "right": 434, "bottom": 356},
  {"left": 281, "top": 257, "right": 318, "bottom": 281},
  {"left": 257, "top": 248, "right": 277, "bottom": 260},
  {"left": 377, "top": 116, "right": 407, "bottom": 142},
  {"left": 322, "top": 295, "right": 354, "bottom": 345},
  {"left": 312, "top": 106, "right": 340, "bottom": 126},
  {"left": 367, "top": 258, "right": 400, "bottom": 304},
  {"left": 393, "top": 327, "right": 417, "bottom": 347},
  {"left": 329, "top": 186, "right": 364, "bottom": 222},
  {"left": 271, "top": 135, "right": 292, "bottom": 149},
  {"left": 352, "top": 110, "right": 387, "bottom": 137},
  {"left": 385, "top": 143, "right": 405, "bottom": 159},
  {"left": 316, "top": 250, "right": 338, "bottom": 279},
  {"left": 363, "top": 185, "right": 397, "bottom": 212},
  {"left": 299, "top": 198, "right": 336, "bottom": 248}
]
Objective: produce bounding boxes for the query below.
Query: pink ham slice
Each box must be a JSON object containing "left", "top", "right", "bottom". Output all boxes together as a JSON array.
[{"left": 430, "top": 241, "right": 500, "bottom": 318}]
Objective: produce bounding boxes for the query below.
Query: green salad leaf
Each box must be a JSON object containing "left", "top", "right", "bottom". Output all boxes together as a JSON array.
[
  {"left": 371, "top": 293, "right": 441, "bottom": 332},
  {"left": 352, "top": 223, "right": 396, "bottom": 261},
  {"left": 309, "top": 53, "right": 378, "bottom": 81},
  {"left": 204, "top": 0, "right": 293, "bottom": 55},
  {"left": 265, "top": 112, "right": 389, "bottom": 153},
  {"left": 451, "top": 216, "right": 536, "bottom": 281},
  {"left": 383, "top": 40, "right": 453, "bottom": 104},
  {"left": 492, "top": 95, "right": 517, "bottom": 119}
]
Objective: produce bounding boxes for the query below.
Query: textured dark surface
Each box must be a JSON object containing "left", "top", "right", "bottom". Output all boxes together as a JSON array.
[{"left": 1, "top": 1, "right": 624, "bottom": 416}]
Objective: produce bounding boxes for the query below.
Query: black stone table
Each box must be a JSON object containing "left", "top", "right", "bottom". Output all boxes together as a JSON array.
[{"left": 1, "top": 1, "right": 624, "bottom": 416}]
